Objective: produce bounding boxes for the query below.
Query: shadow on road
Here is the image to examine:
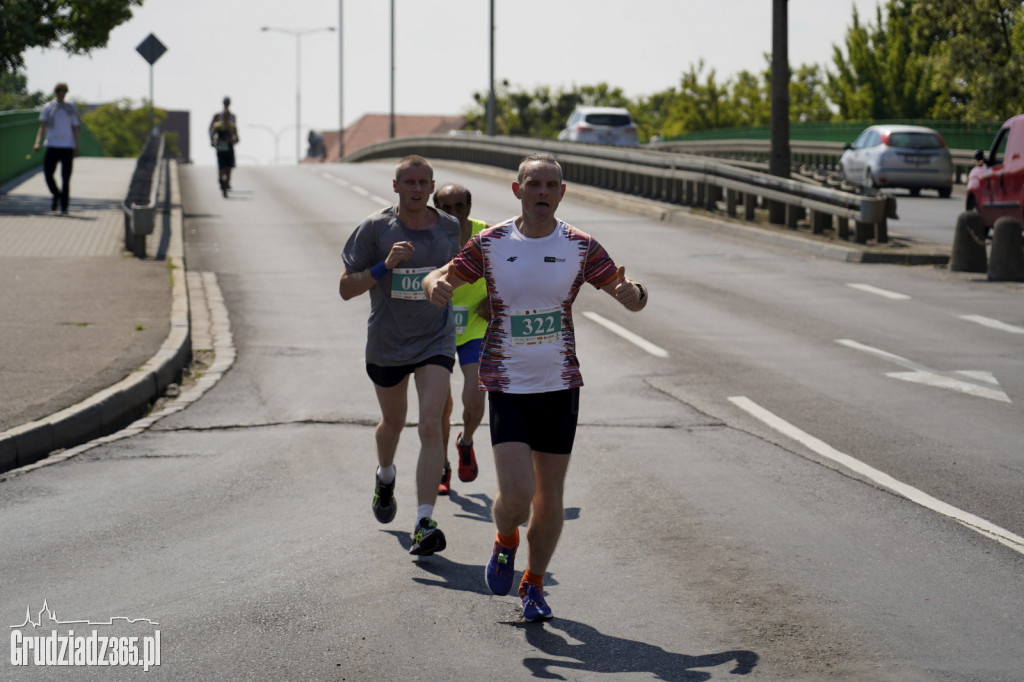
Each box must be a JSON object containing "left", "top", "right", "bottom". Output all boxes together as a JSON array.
[{"left": 514, "top": 617, "right": 758, "bottom": 680}]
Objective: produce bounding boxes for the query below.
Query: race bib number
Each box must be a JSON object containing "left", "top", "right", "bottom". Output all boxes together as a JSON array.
[
  {"left": 509, "top": 306, "right": 562, "bottom": 346},
  {"left": 453, "top": 306, "right": 468, "bottom": 335},
  {"left": 391, "top": 267, "right": 432, "bottom": 300}
]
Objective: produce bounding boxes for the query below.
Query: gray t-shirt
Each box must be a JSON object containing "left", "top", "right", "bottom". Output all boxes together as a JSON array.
[{"left": 342, "top": 205, "right": 461, "bottom": 366}]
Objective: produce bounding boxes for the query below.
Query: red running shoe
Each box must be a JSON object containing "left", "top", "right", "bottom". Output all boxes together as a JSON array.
[{"left": 456, "top": 432, "right": 478, "bottom": 482}]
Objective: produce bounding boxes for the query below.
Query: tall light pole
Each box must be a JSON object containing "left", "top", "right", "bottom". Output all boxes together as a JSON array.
[
  {"left": 487, "top": 0, "right": 495, "bottom": 136},
  {"left": 338, "top": 1, "right": 345, "bottom": 160},
  {"left": 261, "top": 25, "right": 336, "bottom": 164},
  {"left": 389, "top": 0, "right": 395, "bottom": 139}
]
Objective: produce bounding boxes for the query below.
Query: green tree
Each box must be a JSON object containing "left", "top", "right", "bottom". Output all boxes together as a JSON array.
[
  {"left": 908, "top": 0, "right": 1024, "bottom": 120},
  {"left": 668, "top": 60, "right": 739, "bottom": 133},
  {"left": 789, "top": 63, "right": 835, "bottom": 123},
  {"left": 728, "top": 68, "right": 771, "bottom": 127},
  {"left": 82, "top": 98, "right": 179, "bottom": 158},
  {"left": 0, "top": 70, "right": 45, "bottom": 110},
  {"left": 0, "top": 0, "right": 144, "bottom": 73},
  {"left": 631, "top": 87, "right": 678, "bottom": 141},
  {"left": 465, "top": 81, "right": 632, "bottom": 138}
]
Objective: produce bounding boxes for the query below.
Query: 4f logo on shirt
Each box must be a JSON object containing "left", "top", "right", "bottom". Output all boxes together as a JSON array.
[{"left": 506, "top": 256, "right": 518, "bottom": 262}]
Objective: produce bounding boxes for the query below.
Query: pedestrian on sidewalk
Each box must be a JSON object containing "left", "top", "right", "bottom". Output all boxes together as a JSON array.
[
  {"left": 209, "top": 97, "right": 238, "bottom": 197},
  {"left": 33, "top": 82, "right": 80, "bottom": 214},
  {"left": 339, "top": 155, "right": 462, "bottom": 556},
  {"left": 423, "top": 152, "right": 649, "bottom": 621},
  {"left": 432, "top": 183, "right": 488, "bottom": 496}
]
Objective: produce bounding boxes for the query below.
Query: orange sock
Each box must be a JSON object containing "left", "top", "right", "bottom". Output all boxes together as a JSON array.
[
  {"left": 520, "top": 569, "right": 543, "bottom": 587},
  {"left": 497, "top": 529, "right": 519, "bottom": 547}
]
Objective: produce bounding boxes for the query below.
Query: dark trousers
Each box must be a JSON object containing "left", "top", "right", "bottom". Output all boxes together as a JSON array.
[{"left": 43, "top": 147, "right": 74, "bottom": 211}]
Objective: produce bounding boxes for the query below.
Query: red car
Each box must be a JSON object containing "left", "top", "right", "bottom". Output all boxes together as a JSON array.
[{"left": 966, "top": 114, "right": 1024, "bottom": 228}]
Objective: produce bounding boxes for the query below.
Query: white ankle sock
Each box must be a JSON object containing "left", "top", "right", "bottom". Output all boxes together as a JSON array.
[
  {"left": 417, "top": 504, "right": 434, "bottom": 524},
  {"left": 377, "top": 465, "right": 395, "bottom": 485}
]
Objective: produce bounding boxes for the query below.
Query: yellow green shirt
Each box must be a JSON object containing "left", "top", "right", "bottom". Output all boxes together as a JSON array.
[{"left": 452, "top": 218, "right": 488, "bottom": 345}]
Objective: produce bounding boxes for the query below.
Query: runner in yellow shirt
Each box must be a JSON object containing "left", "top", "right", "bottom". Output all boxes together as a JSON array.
[{"left": 433, "top": 184, "right": 488, "bottom": 494}]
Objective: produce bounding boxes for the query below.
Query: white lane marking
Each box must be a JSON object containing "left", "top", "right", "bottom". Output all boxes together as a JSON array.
[
  {"left": 582, "top": 311, "right": 668, "bottom": 358},
  {"left": 320, "top": 173, "right": 390, "bottom": 206},
  {"left": 846, "top": 283, "right": 911, "bottom": 300},
  {"left": 836, "top": 339, "right": 1011, "bottom": 403},
  {"left": 958, "top": 314, "right": 1024, "bottom": 334},
  {"left": 728, "top": 396, "right": 1024, "bottom": 556}
]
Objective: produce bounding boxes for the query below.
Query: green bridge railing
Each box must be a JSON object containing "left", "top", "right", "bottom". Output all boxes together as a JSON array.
[{"left": 0, "top": 109, "right": 105, "bottom": 188}]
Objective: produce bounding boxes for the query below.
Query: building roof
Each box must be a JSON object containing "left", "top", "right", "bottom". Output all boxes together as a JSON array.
[{"left": 314, "top": 113, "right": 467, "bottom": 162}]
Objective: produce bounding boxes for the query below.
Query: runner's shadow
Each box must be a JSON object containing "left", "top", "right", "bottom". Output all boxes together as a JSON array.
[
  {"left": 514, "top": 618, "right": 758, "bottom": 680},
  {"left": 447, "top": 491, "right": 493, "bottom": 523},
  {"left": 409, "top": 555, "right": 492, "bottom": 594},
  {"left": 445, "top": 492, "right": 581, "bottom": 525}
]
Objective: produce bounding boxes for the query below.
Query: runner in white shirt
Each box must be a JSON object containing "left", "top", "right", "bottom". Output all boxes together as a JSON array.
[{"left": 424, "top": 153, "right": 649, "bottom": 621}]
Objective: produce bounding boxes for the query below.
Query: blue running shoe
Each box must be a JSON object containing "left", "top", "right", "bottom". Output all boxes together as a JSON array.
[
  {"left": 519, "top": 583, "right": 553, "bottom": 622},
  {"left": 484, "top": 539, "right": 518, "bottom": 595}
]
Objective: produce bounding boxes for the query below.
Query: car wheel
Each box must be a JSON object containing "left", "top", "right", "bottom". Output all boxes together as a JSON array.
[
  {"left": 863, "top": 169, "right": 877, "bottom": 195},
  {"left": 938, "top": 187, "right": 952, "bottom": 199}
]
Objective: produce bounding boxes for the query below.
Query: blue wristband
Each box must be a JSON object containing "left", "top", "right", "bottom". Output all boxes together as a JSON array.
[{"left": 370, "top": 261, "right": 391, "bottom": 281}]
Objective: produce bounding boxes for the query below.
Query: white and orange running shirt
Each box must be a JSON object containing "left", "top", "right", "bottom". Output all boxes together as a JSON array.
[{"left": 449, "top": 218, "right": 618, "bottom": 394}]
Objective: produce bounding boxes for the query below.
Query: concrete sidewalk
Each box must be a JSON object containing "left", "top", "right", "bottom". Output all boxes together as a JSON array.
[{"left": 0, "top": 158, "right": 191, "bottom": 473}]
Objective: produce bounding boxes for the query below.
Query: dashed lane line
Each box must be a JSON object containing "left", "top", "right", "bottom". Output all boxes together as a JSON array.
[
  {"left": 582, "top": 311, "right": 668, "bottom": 358},
  {"left": 846, "top": 283, "right": 911, "bottom": 300},
  {"left": 958, "top": 314, "right": 1024, "bottom": 335}
]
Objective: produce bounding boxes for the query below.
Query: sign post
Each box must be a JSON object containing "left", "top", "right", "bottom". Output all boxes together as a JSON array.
[{"left": 135, "top": 34, "right": 168, "bottom": 132}]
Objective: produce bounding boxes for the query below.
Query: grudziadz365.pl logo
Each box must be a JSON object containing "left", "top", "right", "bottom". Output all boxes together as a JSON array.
[{"left": 9, "top": 600, "right": 161, "bottom": 672}]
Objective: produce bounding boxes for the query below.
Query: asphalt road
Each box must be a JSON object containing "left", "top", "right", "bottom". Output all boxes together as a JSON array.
[{"left": 1, "top": 161, "right": 1021, "bottom": 681}]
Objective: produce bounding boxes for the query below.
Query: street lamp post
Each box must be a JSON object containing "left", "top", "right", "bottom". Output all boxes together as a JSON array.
[
  {"left": 261, "top": 25, "right": 335, "bottom": 164},
  {"left": 247, "top": 123, "right": 309, "bottom": 165}
]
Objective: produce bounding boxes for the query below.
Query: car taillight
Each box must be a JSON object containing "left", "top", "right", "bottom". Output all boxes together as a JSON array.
[
  {"left": 880, "top": 132, "right": 890, "bottom": 146},
  {"left": 576, "top": 123, "right": 592, "bottom": 131},
  {"left": 936, "top": 134, "right": 947, "bottom": 148}
]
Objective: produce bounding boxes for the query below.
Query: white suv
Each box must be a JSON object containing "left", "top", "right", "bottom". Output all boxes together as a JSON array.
[{"left": 557, "top": 106, "right": 638, "bottom": 146}]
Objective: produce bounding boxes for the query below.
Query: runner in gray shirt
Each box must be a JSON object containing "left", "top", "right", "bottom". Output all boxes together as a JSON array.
[{"left": 339, "top": 155, "right": 460, "bottom": 556}]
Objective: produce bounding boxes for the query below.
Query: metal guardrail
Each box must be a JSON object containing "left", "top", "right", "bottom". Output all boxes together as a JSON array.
[
  {"left": 655, "top": 138, "right": 979, "bottom": 185},
  {"left": 347, "top": 135, "right": 893, "bottom": 244},
  {"left": 123, "top": 131, "right": 165, "bottom": 258}
]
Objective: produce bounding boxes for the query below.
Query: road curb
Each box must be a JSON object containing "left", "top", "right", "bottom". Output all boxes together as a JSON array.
[{"left": 0, "top": 161, "right": 191, "bottom": 473}]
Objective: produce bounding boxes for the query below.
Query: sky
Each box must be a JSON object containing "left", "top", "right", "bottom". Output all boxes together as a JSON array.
[{"left": 21, "top": 0, "right": 882, "bottom": 167}]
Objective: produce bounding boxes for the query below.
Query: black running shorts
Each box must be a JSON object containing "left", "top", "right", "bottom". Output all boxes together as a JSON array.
[
  {"left": 488, "top": 388, "right": 579, "bottom": 455},
  {"left": 366, "top": 354, "right": 455, "bottom": 388}
]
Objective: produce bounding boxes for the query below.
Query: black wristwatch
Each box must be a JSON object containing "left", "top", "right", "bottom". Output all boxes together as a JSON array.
[{"left": 636, "top": 282, "right": 646, "bottom": 303}]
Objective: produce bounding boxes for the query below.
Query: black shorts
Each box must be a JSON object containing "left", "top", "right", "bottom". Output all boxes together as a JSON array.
[
  {"left": 216, "top": 148, "right": 235, "bottom": 170},
  {"left": 366, "top": 355, "right": 455, "bottom": 388},
  {"left": 488, "top": 388, "right": 579, "bottom": 455}
]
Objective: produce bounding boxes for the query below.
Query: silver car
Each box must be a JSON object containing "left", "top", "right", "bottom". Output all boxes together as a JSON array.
[
  {"left": 557, "top": 106, "right": 638, "bottom": 147},
  {"left": 840, "top": 124, "right": 953, "bottom": 197}
]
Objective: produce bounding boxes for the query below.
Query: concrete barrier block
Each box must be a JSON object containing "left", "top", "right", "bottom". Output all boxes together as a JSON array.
[
  {"left": 950, "top": 212, "right": 988, "bottom": 273},
  {"left": 988, "top": 216, "right": 1024, "bottom": 281}
]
